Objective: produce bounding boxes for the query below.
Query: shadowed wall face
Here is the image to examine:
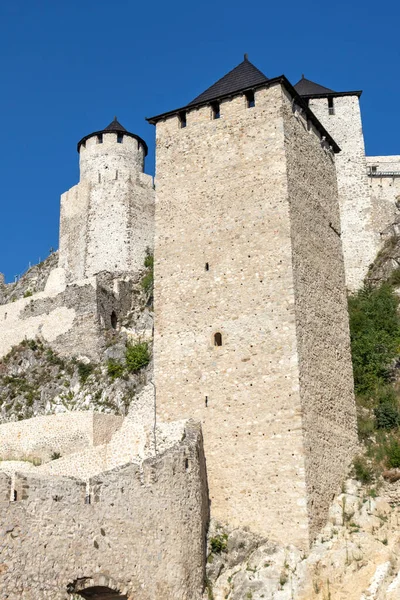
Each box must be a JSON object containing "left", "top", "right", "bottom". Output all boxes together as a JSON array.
[
  {"left": 308, "top": 95, "right": 378, "bottom": 290},
  {"left": 75, "top": 586, "right": 127, "bottom": 600}
]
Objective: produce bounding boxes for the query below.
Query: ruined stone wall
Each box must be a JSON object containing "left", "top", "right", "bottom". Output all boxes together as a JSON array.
[
  {"left": 0, "top": 412, "right": 123, "bottom": 463},
  {"left": 308, "top": 96, "right": 377, "bottom": 290},
  {"left": 0, "top": 421, "right": 208, "bottom": 600},
  {"left": 0, "top": 425, "right": 208, "bottom": 600},
  {"left": 366, "top": 156, "right": 400, "bottom": 238},
  {"left": 153, "top": 82, "right": 332, "bottom": 547},
  {"left": 283, "top": 90, "right": 358, "bottom": 540},
  {"left": 0, "top": 273, "right": 133, "bottom": 361},
  {"left": 59, "top": 133, "right": 155, "bottom": 283}
]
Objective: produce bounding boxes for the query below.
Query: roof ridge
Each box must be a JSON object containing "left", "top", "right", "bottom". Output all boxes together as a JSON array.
[
  {"left": 187, "top": 58, "right": 269, "bottom": 107},
  {"left": 104, "top": 117, "right": 127, "bottom": 132},
  {"left": 294, "top": 76, "right": 335, "bottom": 96}
]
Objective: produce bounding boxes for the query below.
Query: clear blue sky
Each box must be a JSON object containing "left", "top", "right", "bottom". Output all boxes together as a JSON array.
[{"left": 0, "top": 0, "right": 399, "bottom": 282}]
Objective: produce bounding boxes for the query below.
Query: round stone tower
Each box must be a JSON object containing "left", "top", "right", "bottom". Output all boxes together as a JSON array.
[
  {"left": 59, "top": 118, "right": 154, "bottom": 282},
  {"left": 77, "top": 117, "right": 148, "bottom": 184}
]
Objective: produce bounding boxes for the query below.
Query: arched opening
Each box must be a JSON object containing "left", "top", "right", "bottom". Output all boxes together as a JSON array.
[
  {"left": 111, "top": 311, "right": 118, "bottom": 329},
  {"left": 74, "top": 586, "right": 127, "bottom": 599},
  {"left": 214, "top": 332, "right": 222, "bottom": 347}
]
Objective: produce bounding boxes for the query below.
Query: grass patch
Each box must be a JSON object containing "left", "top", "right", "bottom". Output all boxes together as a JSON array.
[
  {"left": 353, "top": 456, "right": 374, "bottom": 484},
  {"left": 141, "top": 249, "right": 154, "bottom": 296},
  {"left": 107, "top": 359, "right": 125, "bottom": 380},
  {"left": 209, "top": 533, "right": 228, "bottom": 554},
  {"left": 77, "top": 361, "right": 95, "bottom": 385}
]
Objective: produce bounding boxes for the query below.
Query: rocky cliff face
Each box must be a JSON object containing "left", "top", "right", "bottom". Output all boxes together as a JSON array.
[
  {"left": 0, "top": 251, "right": 58, "bottom": 304},
  {"left": 205, "top": 479, "right": 400, "bottom": 600},
  {"left": 0, "top": 337, "right": 152, "bottom": 422},
  {"left": 0, "top": 256, "right": 153, "bottom": 422}
]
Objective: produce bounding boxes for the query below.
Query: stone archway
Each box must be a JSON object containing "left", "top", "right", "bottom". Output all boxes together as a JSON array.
[
  {"left": 68, "top": 575, "right": 128, "bottom": 600},
  {"left": 75, "top": 586, "right": 127, "bottom": 600}
]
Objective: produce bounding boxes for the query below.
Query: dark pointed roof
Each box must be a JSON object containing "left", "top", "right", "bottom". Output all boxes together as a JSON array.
[
  {"left": 294, "top": 75, "right": 362, "bottom": 99},
  {"left": 77, "top": 117, "right": 148, "bottom": 155},
  {"left": 103, "top": 117, "right": 128, "bottom": 133},
  {"left": 294, "top": 76, "right": 334, "bottom": 96},
  {"left": 187, "top": 57, "right": 268, "bottom": 107}
]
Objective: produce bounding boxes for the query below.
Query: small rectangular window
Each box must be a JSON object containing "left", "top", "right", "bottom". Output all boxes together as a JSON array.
[
  {"left": 97, "top": 133, "right": 103, "bottom": 144},
  {"left": 245, "top": 90, "right": 255, "bottom": 108},
  {"left": 211, "top": 102, "right": 220, "bottom": 120},
  {"left": 117, "top": 133, "right": 123, "bottom": 143},
  {"left": 328, "top": 97, "right": 335, "bottom": 116},
  {"left": 179, "top": 111, "right": 187, "bottom": 129},
  {"left": 371, "top": 165, "right": 377, "bottom": 173}
]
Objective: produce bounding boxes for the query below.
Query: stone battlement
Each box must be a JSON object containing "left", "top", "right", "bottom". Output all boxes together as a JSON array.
[{"left": 0, "top": 420, "right": 209, "bottom": 600}]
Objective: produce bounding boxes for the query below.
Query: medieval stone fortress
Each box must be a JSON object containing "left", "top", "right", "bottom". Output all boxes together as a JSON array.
[{"left": 1, "top": 56, "right": 400, "bottom": 599}]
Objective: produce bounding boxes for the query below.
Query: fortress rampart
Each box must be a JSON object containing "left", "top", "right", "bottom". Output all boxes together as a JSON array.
[
  {"left": 366, "top": 156, "right": 400, "bottom": 240},
  {"left": 0, "top": 420, "right": 208, "bottom": 600}
]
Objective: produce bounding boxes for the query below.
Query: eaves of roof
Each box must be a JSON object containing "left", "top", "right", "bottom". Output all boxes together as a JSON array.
[
  {"left": 301, "top": 90, "right": 363, "bottom": 99},
  {"left": 77, "top": 120, "right": 148, "bottom": 155}
]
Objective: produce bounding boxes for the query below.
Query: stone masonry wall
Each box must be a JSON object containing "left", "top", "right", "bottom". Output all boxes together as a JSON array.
[
  {"left": 0, "top": 421, "right": 208, "bottom": 600},
  {"left": 309, "top": 96, "right": 377, "bottom": 290},
  {"left": 0, "top": 412, "right": 123, "bottom": 463},
  {"left": 153, "top": 82, "right": 336, "bottom": 547},
  {"left": 283, "top": 90, "right": 358, "bottom": 540},
  {"left": 59, "top": 132, "right": 154, "bottom": 283},
  {"left": 366, "top": 156, "right": 400, "bottom": 239},
  {"left": 0, "top": 272, "right": 134, "bottom": 361}
]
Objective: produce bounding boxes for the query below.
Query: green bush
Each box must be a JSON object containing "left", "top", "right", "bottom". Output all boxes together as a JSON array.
[
  {"left": 353, "top": 456, "right": 374, "bottom": 484},
  {"left": 141, "top": 250, "right": 154, "bottom": 296},
  {"left": 375, "top": 403, "right": 400, "bottom": 430},
  {"left": 144, "top": 253, "right": 154, "bottom": 269},
  {"left": 125, "top": 341, "right": 150, "bottom": 373},
  {"left": 372, "top": 385, "right": 400, "bottom": 430},
  {"left": 389, "top": 267, "right": 400, "bottom": 287},
  {"left": 210, "top": 533, "right": 228, "bottom": 554},
  {"left": 386, "top": 438, "right": 400, "bottom": 469},
  {"left": 23, "top": 290, "right": 33, "bottom": 298},
  {"left": 141, "top": 272, "right": 153, "bottom": 295},
  {"left": 77, "top": 361, "right": 94, "bottom": 385},
  {"left": 348, "top": 284, "right": 400, "bottom": 396},
  {"left": 107, "top": 359, "right": 124, "bottom": 380}
]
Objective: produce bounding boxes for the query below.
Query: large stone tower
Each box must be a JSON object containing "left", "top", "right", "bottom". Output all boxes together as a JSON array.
[
  {"left": 148, "top": 58, "right": 357, "bottom": 548},
  {"left": 294, "top": 77, "right": 377, "bottom": 290},
  {"left": 59, "top": 118, "right": 154, "bottom": 282}
]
